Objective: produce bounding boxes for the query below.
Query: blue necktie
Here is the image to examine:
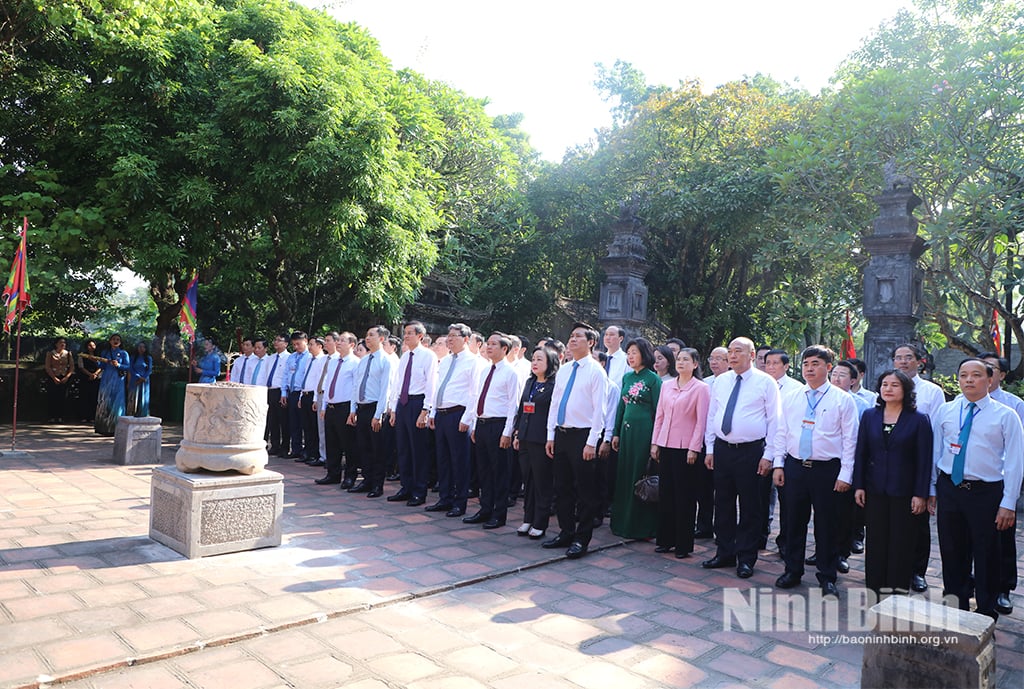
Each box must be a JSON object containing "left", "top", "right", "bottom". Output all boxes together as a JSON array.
[
  {"left": 251, "top": 357, "right": 262, "bottom": 385},
  {"left": 437, "top": 353, "right": 458, "bottom": 405},
  {"left": 799, "top": 389, "right": 818, "bottom": 459},
  {"left": 299, "top": 355, "right": 315, "bottom": 389},
  {"left": 721, "top": 374, "right": 742, "bottom": 436},
  {"left": 951, "top": 401, "right": 976, "bottom": 485},
  {"left": 267, "top": 354, "right": 279, "bottom": 388},
  {"left": 238, "top": 356, "right": 247, "bottom": 383},
  {"left": 556, "top": 362, "right": 579, "bottom": 426}
]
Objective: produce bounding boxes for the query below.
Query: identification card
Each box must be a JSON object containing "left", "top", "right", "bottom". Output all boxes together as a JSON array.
[
  {"left": 949, "top": 442, "right": 961, "bottom": 455},
  {"left": 801, "top": 419, "right": 815, "bottom": 431},
  {"left": 523, "top": 402, "right": 536, "bottom": 414}
]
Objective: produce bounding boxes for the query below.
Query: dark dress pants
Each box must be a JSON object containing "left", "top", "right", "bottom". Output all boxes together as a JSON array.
[
  {"left": 657, "top": 447, "right": 702, "bottom": 554},
  {"left": 434, "top": 409, "right": 470, "bottom": 510},
  {"left": 323, "top": 403, "right": 352, "bottom": 482},
  {"left": 300, "top": 391, "right": 318, "bottom": 460},
  {"left": 936, "top": 473, "right": 1004, "bottom": 619},
  {"left": 394, "top": 395, "right": 428, "bottom": 499},
  {"left": 712, "top": 439, "right": 765, "bottom": 567},
  {"left": 863, "top": 492, "right": 920, "bottom": 594},
  {"left": 695, "top": 455, "right": 715, "bottom": 534},
  {"left": 782, "top": 456, "right": 841, "bottom": 585},
  {"left": 266, "top": 388, "right": 284, "bottom": 453},
  {"left": 287, "top": 391, "right": 304, "bottom": 456},
  {"left": 475, "top": 419, "right": 510, "bottom": 522},
  {"left": 355, "top": 403, "right": 385, "bottom": 490},
  {"left": 523, "top": 440, "right": 553, "bottom": 532},
  {"left": 553, "top": 427, "right": 599, "bottom": 547}
]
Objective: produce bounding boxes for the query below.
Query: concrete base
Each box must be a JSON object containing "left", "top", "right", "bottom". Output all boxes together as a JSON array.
[
  {"left": 149, "top": 466, "right": 283, "bottom": 559},
  {"left": 113, "top": 416, "right": 163, "bottom": 465},
  {"left": 861, "top": 595, "right": 995, "bottom": 689}
]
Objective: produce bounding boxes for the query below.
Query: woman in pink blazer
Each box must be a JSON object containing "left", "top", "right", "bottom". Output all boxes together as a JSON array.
[{"left": 651, "top": 347, "right": 710, "bottom": 558}]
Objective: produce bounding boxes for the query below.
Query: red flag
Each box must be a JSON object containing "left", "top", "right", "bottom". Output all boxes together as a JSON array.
[
  {"left": 991, "top": 308, "right": 1002, "bottom": 353},
  {"left": 842, "top": 310, "right": 857, "bottom": 360},
  {"left": 2, "top": 218, "right": 31, "bottom": 333}
]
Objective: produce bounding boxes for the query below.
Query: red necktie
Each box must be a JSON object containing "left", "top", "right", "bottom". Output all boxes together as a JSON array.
[
  {"left": 477, "top": 364, "right": 496, "bottom": 416},
  {"left": 399, "top": 351, "right": 414, "bottom": 405}
]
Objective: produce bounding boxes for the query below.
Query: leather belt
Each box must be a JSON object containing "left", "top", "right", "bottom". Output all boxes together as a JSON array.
[
  {"left": 477, "top": 417, "right": 507, "bottom": 425},
  {"left": 717, "top": 438, "right": 765, "bottom": 449},
  {"left": 939, "top": 471, "right": 1000, "bottom": 491},
  {"left": 436, "top": 405, "right": 466, "bottom": 416},
  {"left": 786, "top": 454, "right": 839, "bottom": 468}
]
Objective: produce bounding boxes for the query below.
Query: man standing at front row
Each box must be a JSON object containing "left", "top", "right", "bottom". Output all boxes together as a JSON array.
[
  {"left": 930, "top": 358, "right": 1023, "bottom": 621},
  {"left": 388, "top": 321, "right": 437, "bottom": 506},
  {"left": 703, "top": 337, "right": 780, "bottom": 579},
  {"left": 543, "top": 323, "right": 607, "bottom": 559}
]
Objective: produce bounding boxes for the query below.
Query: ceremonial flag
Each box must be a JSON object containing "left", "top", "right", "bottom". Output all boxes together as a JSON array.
[
  {"left": 841, "top": 310, "right": 857, "bottom": 360},
  {"left": 991, "top": 308, "right": 1002, "bottom": 353},
  {"left": 179, "top": 272, "right": 198, "bottom": 340},
  {"left": 2, "top": 218, "right": 31, "bottom": 334}
]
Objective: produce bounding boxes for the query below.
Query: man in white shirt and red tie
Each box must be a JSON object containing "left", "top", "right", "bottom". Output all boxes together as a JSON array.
[
  {"left": 702, "top": 337, "right": 781, "bottom": 579},
  {"left": 543, "top": 323, "right": 607, "bottom": 559},
  {"left": 316, "top": 332, "right": 359, "bottom": 486},
  {"left": 772, "top": 346, "right": 858, "bottom": 596},
  {"left": 388, "top": 321, "right": 438, "bottom": 506},
  {"left": 929, "top": 358, "right": 1023, "bottom": 621},
  {"left": 427, "top": 323, "right": 484, "bottom": 518},
  {"left": 461, "top": 332, "right": 521, "bottom": 529}
]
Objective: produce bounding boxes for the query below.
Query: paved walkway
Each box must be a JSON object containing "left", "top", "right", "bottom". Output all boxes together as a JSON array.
[{"left": 0, "top": 422, "right": 1021, "bottom": 688}]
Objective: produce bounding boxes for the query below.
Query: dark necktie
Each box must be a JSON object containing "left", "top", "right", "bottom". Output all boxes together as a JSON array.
[
  {"left": 721, "top": 373, "right": 742, "bottom": 436},
  {"left": 605, "top": 355, "right": 611, "bottom": 373},
  {"left": 358, "top": 353, "right": 373, "bottom": 402},
  {"left": 267, "top": 354, "right": 279, "bottom": 388},
  {"left": 328, "top": 358, "right": 343, "bottom": 399},
  {"left": 477, "top": 364, "right": 496, "bottom": 416},
  {"left": 238, "top": 356, "right": 247, "bottom": 383},
  {"left": 399, "top": 351, "right": 414, "bottom": 405}
]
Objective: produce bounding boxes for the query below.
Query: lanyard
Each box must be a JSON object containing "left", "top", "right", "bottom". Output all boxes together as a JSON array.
[
  {"left": 528, "top": 379, "right": 546, "bottom": 402},
  {"left": 959, "top": 402, "right": 980, "bottom": 431},
  {"left": 807, "top": 385, "right": 829, "bottom": 413}
]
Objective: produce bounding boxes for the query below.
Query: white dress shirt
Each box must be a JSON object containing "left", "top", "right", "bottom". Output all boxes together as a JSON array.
[
  {"left": 321, "top": 353, "right": 359, "bottom": 405},
  {"left": 230, "top": 353, "right": 254, "bottom": 383},
  {"left": 430, "top": 351, "right": 484, "bottom": 418},
  {"left": 266, "top": 351, "right": 290, "bottom": 390},
  {"left": 605, "top": 349, "right": 628, "bottom": 388},
  {"left": 991, "top": 387, "right": 1024, "bottom": 425},
  {"left": 931, "top": 394, "right": 1024, "bottom": 510},
  {"left": 776, "top": 374, "right": 803, "bottom": 400},
  {"left": 912, "top": 374, "right": 946, "bottom": 419},
  {"left": 247, "top": 354, "right": 268, "bottom": 386},
  {"left": 772, "top": 381, "right": 859, "bottom": 484},
  {"left": 312, "top": 352, "right": 339, "bottom": 404},
  {"left": 704, "top": 367, "right": 781, "bottom": 457},
  {"left": 462, "top": 359, "right": 521, "bottom": 436},
  {"left": 601, "top": 375, "right": 621, "bottom": 442},
  {"left": 350, "top": 349, "right": 396, "bottom": 419},
  {"left": 302, "top": 352, "right": 327, "bottom": 394},
  {"left": 388, "top": 345, "right": 437, "bottom": 412},
  {"left": 545, "top": 354, "right": 607, "bottom": 447}
]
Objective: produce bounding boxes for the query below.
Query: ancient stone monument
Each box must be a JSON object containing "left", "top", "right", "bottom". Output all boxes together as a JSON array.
[
  {"left": 150, "top": 383, "right": 282, "bottom": 558},
  {"left": 862, "top": 161, "right": 926, "bottom": 388},
  {"left": 599, "top": 198, "right": 651, "bottom": 335},
  {"left": 112, "top": 415, "right": 163, "bottom": 465}
]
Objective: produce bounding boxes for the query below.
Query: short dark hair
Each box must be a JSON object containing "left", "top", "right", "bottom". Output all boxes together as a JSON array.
[
  {"left": 518, "top": 335, "right": 531, "bottom": 352},
  {"left": 290, "top": 331, "right": 308, "bottom": 341},
  {"left": 604, "top": 325, "right": 625, "bottom": 338},
  {"left": 571, "top": 322, "right": 599, "bottom": 347},
  {"left": 835, "top": 360, "right": 858, "bottom": 378},
  {"left": 892, "top": 343, "right": 923, "bottom": 361},
  {"left": 874, "top": 369, "right": 917, "bottom": 412},
  {"left": 957, "top": 357, "right": 994, "bottom": 377},
  {"left": 593, "top": 350, "right": 608, "bottom": 366},
  {"left": 666, "top": 337, "right": 687, "bottom": 350},
  {"left": 847, "top": 357, "right": 867, "bottom": 376},
  {"left": 978, "top": 352, "right": 1009, "bottom": 373},
  {"left": 801, "top": 345, "right": 834, "bottom": 365},
  {"left": 448, "top": 323, "right": 472, "bottom": 338},
  {"left": 766, "top": 349, "right": 790, "bottom": 366},
  {"left": 489, "top": 332, "right": 512, "bottom": 354},
  {"left": 403, "top": 321, "right": 426, "bottom": 337},
  {"left": 624, "top": 337, "right": 656, "bottom": 370},
  {"left": 387, "top": 336, "right": 401, "bottom": 349},
  {"left": 756, "top": 344, "right": 772, "bottom": 354},
  {"left": 533, "top": 345, "right": 560, "bottom": 379},
  {"left": 542, "top": 338, "right": 565, "bottom": 357},
  {"left": 253, "top": 337, "right": 268, "bottom": 348},
  {"left": 369, "top": 325, "right": 390, "bottom": 339}
]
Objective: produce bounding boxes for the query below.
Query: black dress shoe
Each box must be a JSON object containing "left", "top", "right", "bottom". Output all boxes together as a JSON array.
[
  {"left": 467, "top": 489, "right": 479, "bottom": 498},
  {"left": 566, "top": 542, "right": 588, "bottom": 559},
  {"left": 386, "top": 473, "right": 401, "bottom": 481},
  {"left": 736, "top": 563, "right": 754, "bottom": 579},
  {"left": 675, "top": 551, "right": 690, "bottom": 559},
  {"left": 995, "top": 593, "right": 1013, "bottom": 615},
  {"left": 592, "top": 517, "right": 603, "bottom": 529},
  {"left": 445, "top": 507, "right": 466, "bottom": 518},
  {"left": 289, "top": 454, "right": 305, "bottom": 461},
  {"left": 366, "top": 488, "right": 383, "bottom": 498},
  {"left": 851, "top": 539, "right": 865, "bottom": 554},
  {"left": 542, "top": 534, "right": 572, "bottom": 549},
  {"left": 425, "top": 501, "right": 452, "bottom": 512},
  {"left": 406, "top": 496, "right": 426, "bottom": 507},
  {"left": 837, "top": 557, "right": 850, "bottom": 574},
  {"left": 315, "top": 477, "right": 341, "bottom": 485},
  {"left": 340, "top": 478, "right": 355, "bottom": 490},
  {"left": 822, "top": 581, "right": 839, "bottom": 597},
  {"left": 348, "top": 481, "right": 370, "bottom": 493},
  {"left": 805, "top": 554, "right": 817, "bottom": 566},
  {"left": 702, "top": 555, "right": 736, "bottom": 569},
  {"left": 507, "top": 496, "right": 517, "bottom": 507},
  {"left": 306, "top": 459, "right": 325, "bottom": 467},
  {"left": 775, "top": 572, "right": 801, "bottom": 589},
  {"left": 386, "top": 490, "right": 411, "bottom": 502},
  {"left": 482, "top": 518, "right": 506, "bottom": 529},
  {"left": 462, "top": 511, "right": 490, "bottom": 524},
  {"left": 911, "top": 575, "right": 928, "bottom": 592},
  {"left": 693, "top": 530, "right": 713, "bottom": 540},
  {"left": 654, "top": 545, "right": 673, "bottom": 553}
]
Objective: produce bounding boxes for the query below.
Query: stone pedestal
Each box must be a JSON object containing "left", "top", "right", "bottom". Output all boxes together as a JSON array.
[
  {"left": 861, "top": 596, "right": 995, "bottom": 689},
  {"left": 149, "top": 466, "right": 283, "bottom": 558},
  {"left": 113, "top": 416, "right": 163, "bottom": 465},
  {"left": 175, "top": 383, "right": 268, "bottom": 475}
]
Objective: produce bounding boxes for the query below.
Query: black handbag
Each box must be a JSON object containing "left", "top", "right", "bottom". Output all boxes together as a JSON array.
[{"left": 633, "top": 458, "right": 659, "bottom": 503}]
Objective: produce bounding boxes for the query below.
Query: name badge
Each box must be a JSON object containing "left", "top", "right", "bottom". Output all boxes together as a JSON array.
[
  {"left": 801, "top": 419, "right": 815, "bottom": 431},
  {"left": 949, "top": 442, "right": 961, "bottom": 455},
  {"left": 523, "top": 402, "right": 536, "bottom": 414}
]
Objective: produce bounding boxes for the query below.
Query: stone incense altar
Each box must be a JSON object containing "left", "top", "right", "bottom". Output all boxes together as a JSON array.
[{"left": 150, "top": 383, "right": 283, "bottom": 558}]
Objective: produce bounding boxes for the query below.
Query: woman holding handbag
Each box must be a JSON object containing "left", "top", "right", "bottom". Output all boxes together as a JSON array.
[{"left": 651, "top": 347, "right": 710, "bottom": 558}]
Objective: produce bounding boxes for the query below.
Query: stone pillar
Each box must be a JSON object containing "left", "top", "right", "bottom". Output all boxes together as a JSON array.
[
  {"left": 862, "top": 173, "right": 926, "bottom": 388},
  {"left": 112, "top": 416, "right": 163, "bottom": 465},
  {"left": 599, "top": 198, "right": 651, "bottom": 337},
  {"left": 175, "top": 383, "right": 269, "bottom": 475}
]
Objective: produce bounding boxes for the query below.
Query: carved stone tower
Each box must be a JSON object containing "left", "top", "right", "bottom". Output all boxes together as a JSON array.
[
  {"left": 862, "top": 166, "right": 926, "bottom": 388},
  {"left": 599, "top": 200, "right": 651, "bottom": 334}
]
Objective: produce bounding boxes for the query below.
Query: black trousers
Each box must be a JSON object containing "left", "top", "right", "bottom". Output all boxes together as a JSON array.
[
  {"left": 287, "top": 391, "right": 304, "bottom": 456},
  {"left": 712, "top": 439, "right": 765, "bottom": 567},
  {"left": 553, "top": 427, "right": 600, "bottom": 547},
  {"left": 523, "top": 440, "right": 554, "bottom": 532},
  {"left": 863, "top": 492, "right": 921, "bottom": 594},
  {"left": 695, "top": 453, "right": 714, "bottom": 534},
  {"left": 657, "top": 447, "right": 704, "bottom": 554},
  {"left": 936, "top": 473, "right": 1004, "bottom": 619},
  {"left": 323, "top": 403, "right": 353, "bottom": 482},
  {"left": 354, "top": 403, "right": 384, "bottom": 490},
  {"left": 394, "top": 395, "right": 428, "bottom": 499},
  {"left": 782, "top": 455, "right": 841, "bottom": 585},
  {"left": 266, "top": 388, "right": 285, "bottom": 453},
  {"left": 434, "top": 408, "right": 470, "bottom": 510},
  {"left": 300, "top": 391, "right": 318, "bottom": 459},
  {"left": 475, "top": 419, "right": 510, "bottom": 522}
]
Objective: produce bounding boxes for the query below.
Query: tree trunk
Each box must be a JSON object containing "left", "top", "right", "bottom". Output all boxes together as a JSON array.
[{"left": 150, "top": 274, "right": 188, "bottom": 366}]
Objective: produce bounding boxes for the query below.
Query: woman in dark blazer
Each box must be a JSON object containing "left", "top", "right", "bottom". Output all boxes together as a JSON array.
[
  {"left": 853, "top": 369, "right": 933, "bottom": 595},
  {"left": 513, "top": 346, "right": 559, "bottom": 540}
]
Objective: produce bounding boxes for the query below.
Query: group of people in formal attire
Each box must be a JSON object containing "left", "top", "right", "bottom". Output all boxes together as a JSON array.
[
  {"left": 204, "top": 323, "right": 1023, "bottom": 622},
  {"left": 43, "top": 335, "right": 153, "bottom": 435}
]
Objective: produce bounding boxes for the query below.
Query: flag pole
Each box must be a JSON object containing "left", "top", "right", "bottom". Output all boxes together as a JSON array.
[{"left": 10, "top": 308, "right": 22, "bottom": 452}]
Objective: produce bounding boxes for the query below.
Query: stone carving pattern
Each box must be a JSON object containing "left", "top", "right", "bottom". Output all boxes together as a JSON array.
[
  {"left": 151, "top": 487, "right": 186, "bottom": 542},
  {"left": 200, "top": 495, "right": 276, "bottom": 545}
]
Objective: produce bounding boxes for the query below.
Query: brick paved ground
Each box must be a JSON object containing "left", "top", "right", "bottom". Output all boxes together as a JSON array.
[{"left": 0, "top": 421, "right": 1021, "bottom": 688}]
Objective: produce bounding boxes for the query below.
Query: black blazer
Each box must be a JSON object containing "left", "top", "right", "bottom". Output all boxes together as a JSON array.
[
  {"left": 515, "top": 376, "right": 554, "bottom": 445},
  {"left": 852, "top": 407, "right": 933, "bottom": 498}
]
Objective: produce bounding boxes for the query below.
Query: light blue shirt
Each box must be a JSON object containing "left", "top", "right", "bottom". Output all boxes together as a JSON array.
[
  {"left": 282, "top": 350, "right": 311, "bottom": 398},
  {"left": 931, "top": 394, "right": 1024, "bottom": 511}
]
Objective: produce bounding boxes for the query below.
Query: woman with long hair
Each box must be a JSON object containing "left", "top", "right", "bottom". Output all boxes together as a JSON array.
[
  {"left": 95, "top": 334, "right": 130, "bottom": 436},
  {"left": 77, "top": 339, "right": 101, "bottom": 423},
  {"left": 127, "top": 341, "right": 153, "bottom": 417},
  {"left": 44, "top": 337, "right": 74, "bottom": 422}
]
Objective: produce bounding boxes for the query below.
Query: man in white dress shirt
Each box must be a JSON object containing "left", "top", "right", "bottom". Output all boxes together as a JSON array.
[
  {"left": 893, "top": 343, "right": 947, "bottom": 592},
  {"left": 264, "top": 334, "right": 291, "bottom": 456},
  {"left": 348, "top": 326, "right": 395, "bottom": 498},
  {"left": 230, "top": 338, "right": 255, "bottom": 383},
  {"left": 702, "top": 337, "right": 780, "bottom": 579},
  {"left": 772, "top": 346, "right": 858, "bottom": 596},
  {"left": 300, "top": 337, "right": 327, "bottom": 466},
  {"left": 316, "top": 332, "right": 358, "bottom": 486},
  {"left": 388, "top": 321, "right": 438, "bottom": 506},
  {"left": 543, "top": 323, "right": 608, "bottom": 559},
  {"left": 763, "top": 348, "right": 801, "bottom": 554},
  {"left": 705, "top": 346, "right": 729, "bottom": 384},
  {"left": 602, "top": 326, "right": 627, "bottom": 387},
  {"left": 929, "top": 358, "right": 1023, "bottom": 620}
]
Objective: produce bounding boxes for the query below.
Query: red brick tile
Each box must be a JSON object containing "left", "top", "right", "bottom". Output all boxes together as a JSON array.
[
  {"left": 633, "top": 654, "right": 708, "bottom": 685},
  {"left": 765, "top": 644, "right": 831, "bottom": 673},
  {"left": 0, "top": 617, "right": 73, "bottom": 651},
  {"left": 0, "top": 648, "right": 50, "bottom": 687},
  {"left": 4, "top": 592, "right": 83, "bottom": 620},
  {"left": 119, "top": 619, "right": 199, "bottom": 653},
  {"left": 188, "top": 658, "right": 283, "bottom": 689},
  {"left": 443, "top": 645, "right": 519, "bottom": 677},
  {"left": 366, "top": 652, "right": 442, "bottom": 682},
  {"left": 707, "top": 649, "right": 775, "bottom": 681},
  {"left": 768, "top": 671, "right": 827, "bottom": 689},
  {"left": 277, "top": 655, "right": 353, "bottom": 685},
  {"left": 38, "top": 632, "right": 131, "bottom": 672},
  {"left": 181, "top": 609, "right": 264, "bottom": 638},
  {"left": 565, "top": 661, "right": 648, "bottom": 689}
]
